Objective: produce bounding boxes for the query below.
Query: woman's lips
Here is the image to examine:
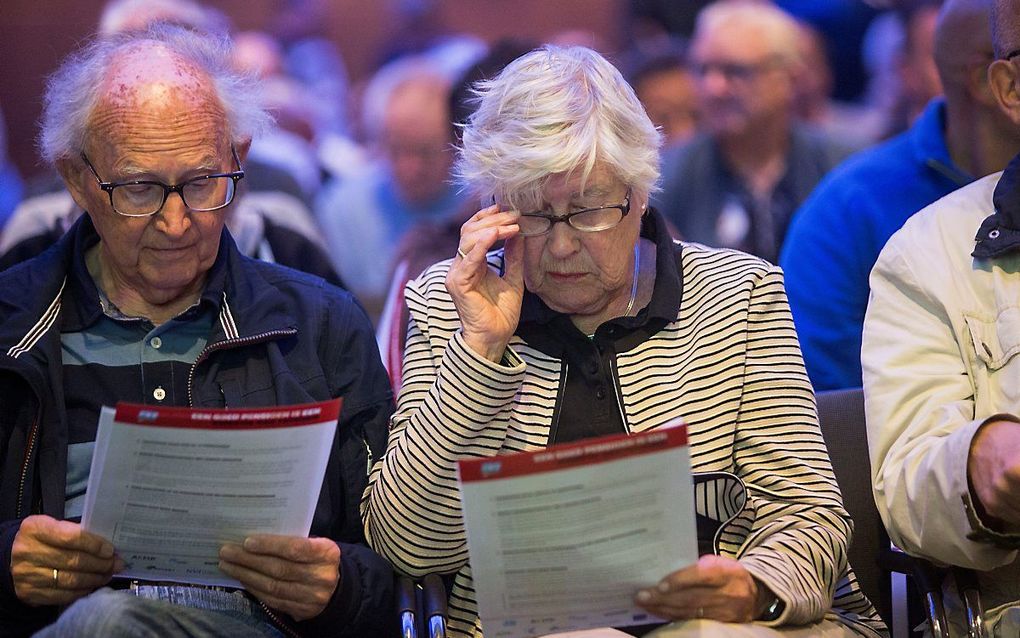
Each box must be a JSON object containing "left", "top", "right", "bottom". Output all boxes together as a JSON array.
[{"left": 547, "top": 271, "right": 586, "bottom": 280}]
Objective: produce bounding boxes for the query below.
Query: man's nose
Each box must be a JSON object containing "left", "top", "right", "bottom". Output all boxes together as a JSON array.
[{"left": 155, "top": 191, "right": 191, "bottom": 236}]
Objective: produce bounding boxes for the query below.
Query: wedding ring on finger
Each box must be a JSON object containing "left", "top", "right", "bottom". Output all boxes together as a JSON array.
[
  {"left": 52, "top": 568, "right": 59, "bottom": 589},
  {"left": 696, "top": 607, "right": 704, "bottom": 619},
  {"left": 456, "top": 247, "right": 469, "bottom": 260}
]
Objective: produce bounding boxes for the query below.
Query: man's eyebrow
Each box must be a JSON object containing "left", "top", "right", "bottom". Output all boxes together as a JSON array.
[{"left": 113, "top": 157, "right": 222, "bottom": 179}]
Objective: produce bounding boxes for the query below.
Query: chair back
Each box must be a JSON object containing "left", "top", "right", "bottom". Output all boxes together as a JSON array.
[{"left": 815, "top": 387, "right": 892, "bottom": 625}]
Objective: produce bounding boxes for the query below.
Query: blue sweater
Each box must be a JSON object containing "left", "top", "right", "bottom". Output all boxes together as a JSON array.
[{"left": 779, "top": 99, "right": 971, "bottom": 390}]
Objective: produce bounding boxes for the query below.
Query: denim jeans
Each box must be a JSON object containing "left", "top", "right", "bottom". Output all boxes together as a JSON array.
[{"left": 33, "top": 586, "right": 286, "bottom": 638}]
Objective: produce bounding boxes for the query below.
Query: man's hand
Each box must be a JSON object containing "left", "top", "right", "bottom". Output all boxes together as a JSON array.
[
  {"left": 968, "top": 419, "right": 1020, "bottom": 526},
  {"left": 633, "top": 555, "right": 761, "bottom": 622},
  {"left": 446, "top": 204, "right": 525, "bottom": 362},
  {"left": 11, "top": 515, "right": 120, "bottom": 606},
  {"left": 219, "top": 535, "right": 341, "bottom": 621}
]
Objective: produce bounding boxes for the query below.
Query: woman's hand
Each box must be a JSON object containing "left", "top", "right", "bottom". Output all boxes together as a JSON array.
[
  {"left": 634, "top": 554, "right": 764, "bottom": 623},
  {"left": 446, "top": 204, "right": 524, "bottom": 362}
]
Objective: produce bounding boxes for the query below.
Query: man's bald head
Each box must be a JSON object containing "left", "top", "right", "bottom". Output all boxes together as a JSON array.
[
  {"left": 40, "top": 23, "right": 269, "bottom": 165},
  {"left": 935, "top": 0, "right": 994, "bottom": 90},
  {"left": 993, "top": 0, "right": 1020, "bottom": 58}
]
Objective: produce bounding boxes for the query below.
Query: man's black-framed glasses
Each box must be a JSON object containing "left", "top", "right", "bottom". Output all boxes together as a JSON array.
[
  {"left": 516, "top": 189, "right": 632, "bottom": 237},
  {"left": 1003, "top": 47, "right": 1020, "bottom": 61},
  {"left": 81, "top": 147, "right": 245, "bottom": 217}
]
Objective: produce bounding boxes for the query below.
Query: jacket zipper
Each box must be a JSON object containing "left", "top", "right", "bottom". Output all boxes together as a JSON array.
[
  {"left": 186, "top": 329, "right": 296, "bottom": 406},
  {"left": 15, "top": 409, "right": 43, "bottom": 518},
  {"left": 188, "top": 328, "right": 307, "bottom": 637},
  {"left": 257, "top": 599, "right": 303, "bottom": 638}
]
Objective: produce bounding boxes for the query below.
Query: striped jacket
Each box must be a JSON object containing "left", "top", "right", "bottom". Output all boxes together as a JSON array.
[{"left": 363, "top": 239, "right": 886, "bottom": 637}]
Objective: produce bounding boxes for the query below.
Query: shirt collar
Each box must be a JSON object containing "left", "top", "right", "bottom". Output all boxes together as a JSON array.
[
  {"left": 912, "top": 98, "right": 972, "bottom": 187},
  {"left": 61, "top": 214, "right": 228, "bottom": 331}
]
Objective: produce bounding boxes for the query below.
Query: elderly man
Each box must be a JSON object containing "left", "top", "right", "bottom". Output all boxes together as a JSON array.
[
  {"left": 863, "top": 0, "right": 1020, "bottom": 633},
  {"left": 0, "top": 25, "right": 394, "bottom": 638},
  {"left": 782, "top": 0, "right": 1020, "bottom": 391},
  {"left": 651, "top": 1, "right": 853, "bottom": 262}
]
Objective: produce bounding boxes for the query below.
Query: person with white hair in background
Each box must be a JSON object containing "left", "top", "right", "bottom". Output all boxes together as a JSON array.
[
  {"left": 363, "top": 44, "right": 886, "bottom": 638},
  {"left": 652, "top": 1, "right": 855, "bottom": 263}
]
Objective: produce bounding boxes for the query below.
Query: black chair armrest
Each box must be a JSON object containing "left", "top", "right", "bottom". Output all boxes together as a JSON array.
[
  {"left": 422, "top": 573, "right": 448, "bottom": 638},
  {"left": 397, "top": 574, "right": 419, "bottom": 638}
]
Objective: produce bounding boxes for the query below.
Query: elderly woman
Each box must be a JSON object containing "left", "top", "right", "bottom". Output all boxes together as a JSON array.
[{"left": 363, "top": 46, "right": 885, "bottom": 638}]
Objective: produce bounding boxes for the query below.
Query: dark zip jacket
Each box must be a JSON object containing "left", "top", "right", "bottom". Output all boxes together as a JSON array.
[{"left": 0, "top": 215, "right": 396, "bottom": 637}]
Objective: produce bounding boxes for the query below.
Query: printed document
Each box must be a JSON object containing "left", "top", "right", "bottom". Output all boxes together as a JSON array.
[
  {"left": 81, "top": 400, "right": 340, "bottom": 588},
  {"left": 458, "top": 424, "right": 697, "bottom": 638}
]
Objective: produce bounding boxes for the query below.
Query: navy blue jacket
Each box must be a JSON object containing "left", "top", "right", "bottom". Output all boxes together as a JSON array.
[{"left": 0, "top": 215, "right": 396, "bottom": 637}]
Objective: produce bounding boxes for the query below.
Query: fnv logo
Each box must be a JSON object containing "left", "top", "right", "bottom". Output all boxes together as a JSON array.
[{"left": 480, "top": 461, "right": 502, "bottom": 476}]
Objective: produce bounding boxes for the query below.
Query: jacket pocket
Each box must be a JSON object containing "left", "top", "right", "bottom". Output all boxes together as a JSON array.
[
  {"left": 964, "top": 309, "right": 1020, "bottom": 408},
  {"left": 965, "top": 309, "right": 1020, "bottom": 368}
]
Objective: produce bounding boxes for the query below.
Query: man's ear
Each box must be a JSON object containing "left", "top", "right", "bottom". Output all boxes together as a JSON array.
[
  {"left": 988, "top": 59, "right": 1020, "bottom": 126},
  {"left": 56, "top": 156, "right": 91, "bottom": 211}
]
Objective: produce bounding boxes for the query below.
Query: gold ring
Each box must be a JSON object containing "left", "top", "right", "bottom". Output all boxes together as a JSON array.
[
  {"left": 696, "top": 607, "right": 704, "bottom": 619},
  {"left": 456, "top": 247, "right": 468, "bottom": 260},
  {"left": 53, "top": 568, "right": 59, "bottom": 588}
]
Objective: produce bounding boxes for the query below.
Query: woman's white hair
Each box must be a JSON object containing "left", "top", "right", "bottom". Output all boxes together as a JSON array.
[
  {"left": 456, "top": 45, "right": 662, "bottom": 211},
  {"left": 39, "top": 22, "right": 271, "bottom": 165}
]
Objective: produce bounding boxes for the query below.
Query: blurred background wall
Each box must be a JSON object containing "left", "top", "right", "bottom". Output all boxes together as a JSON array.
[{"left": 0, "top": 0, "right": 626, "bottom": 180}]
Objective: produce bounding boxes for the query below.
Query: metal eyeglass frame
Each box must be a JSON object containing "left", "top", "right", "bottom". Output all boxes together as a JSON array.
[
  {"left": 516, "top": 188, "right": 632, "bottom": 237},
  {"left": 80, "top": 146, "right": 245, "bottom": 217}
]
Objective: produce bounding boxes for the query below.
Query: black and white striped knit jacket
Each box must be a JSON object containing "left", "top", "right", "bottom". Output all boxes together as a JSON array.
[{"left": 362, "top": 236, "right": 886, "bottom": 638}]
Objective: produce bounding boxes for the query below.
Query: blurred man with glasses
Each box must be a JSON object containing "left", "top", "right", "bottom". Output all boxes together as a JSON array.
[
  {"left": 0, "top": 24, "right": 395, "bottom": 638},
  {"left": 652, "top": 1, "right": 855, "bottom": 264}
]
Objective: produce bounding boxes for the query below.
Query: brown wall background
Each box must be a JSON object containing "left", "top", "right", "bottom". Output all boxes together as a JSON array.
[{"left": 0, "top": 0, "right": 626, "bottom": 181}]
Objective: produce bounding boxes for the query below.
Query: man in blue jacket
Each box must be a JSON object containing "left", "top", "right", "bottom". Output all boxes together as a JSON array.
[
  {"left": 780, "top": 0, "right": 1020, "bottom": 391},
  {"left": 0, "top": 24, "right": 395, "bottom": 638}
]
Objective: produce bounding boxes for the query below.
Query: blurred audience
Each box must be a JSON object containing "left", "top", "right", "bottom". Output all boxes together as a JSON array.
[
  {"left": 629, "top": 51, "right": 702, "bottom": 146},
  {"left": 0, "top": 105, "right": 23, "bottom": 233},
  {"left": 315, "top": 55, "right": 465, "bottom": 320},
  {"left": 375, "top": 39, "right": 536, "bottom": 390},
  {"left": 793, "top": 20, "right": 885, "bottom": 147},
  {"left": 233, "top": 29, "right": 324, "bottom": 201},
  {"left": 865, "top": 0, "right": 944, "bottom": 139},
  {"left": 781, "top": 0, "right": 1014, "bottom": 391},
  {"left": 652, "top": 0, "right": 854, "bottom": 262},
  {"left": 98, "top": 0, "right": 229, "bottom": 35}
]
